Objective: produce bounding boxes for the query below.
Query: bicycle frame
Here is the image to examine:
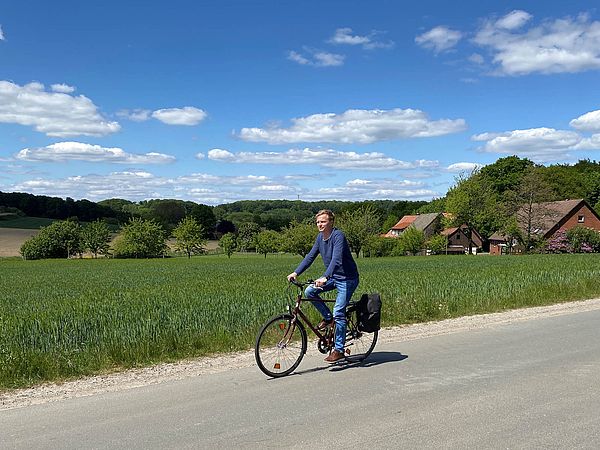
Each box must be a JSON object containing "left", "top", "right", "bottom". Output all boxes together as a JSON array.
[{"left": 282, "top": 281, "right": 336, "bottom": 350}]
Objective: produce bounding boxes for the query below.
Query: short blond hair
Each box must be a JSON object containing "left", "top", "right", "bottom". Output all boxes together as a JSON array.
[{"left": 315, "top": 209, "right": 335, "bottom": 223}]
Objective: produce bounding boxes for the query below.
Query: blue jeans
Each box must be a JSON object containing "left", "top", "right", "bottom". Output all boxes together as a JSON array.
[{"left": 305, "top": 278, "right": 359, "bottom": 352}]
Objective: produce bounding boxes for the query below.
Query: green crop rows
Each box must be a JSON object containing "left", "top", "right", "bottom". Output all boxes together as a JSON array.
[{"left": 1, "top": 253, "right": 600, "bottom": 389}]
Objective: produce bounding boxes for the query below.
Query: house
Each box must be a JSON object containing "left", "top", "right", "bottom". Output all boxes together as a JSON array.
[
  {"left": 490, "top": 199, "right": 600, "bottom": 255},
  {"left": 384, "top": 212, "right": 442, "bottom": 239},
  {"left": 441, "top": 225, "right": 484, "bottom": 254}
]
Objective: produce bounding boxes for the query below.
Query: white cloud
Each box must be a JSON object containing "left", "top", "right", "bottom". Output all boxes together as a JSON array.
[
  {"left": 415, "top": 26, "right": 463, "bottom": 53},
  {"left": 9, "top": 168, "right": 441, "bottom": 204},
  {"left": 473, "top": 12, "right": 600, "bottom": 75},
  {"left": 0, "top": 81, "right": 120, "bottom": 137},
  {"left": 446, "top": 162, "right": 482, "bottom": 173},
  {"left": 206, "top": 148, "right": 235, "bottom": 161},
  {"left": 329, "top": 27, "right": 393, "bottom": 49},
  {"left": 472, "top": 127, "right": 582, "bottom": 161},
  {"left": 311, "top": 177, "right": 437, "bottom": 201},
  {"left": 15, "top": 141, "right": 176, "bottom": 164},
  {"left": 287, "top": 49, "right": 345, "bottom": 67},
  {"left": 207, "top": 147, "right": 439, "bottom": 171},
  {"left": 0, "top": 25, "right": 4, "bottom": 41},
  {"left": 50, "top": 83, "right": 75, "bottom": 94},
  {"left": 151, "top": 106, "right": 207, "bottom": 125},
  {"left": 495, "top": 10, "right": 532, "bottom": 30},
  {"left": 239, "top": 108, "right": 467, "bottom": 144},
  {"left": 570, "top": 110, "right": 600, "bottom": 132},
  {"left": 572, "top": 134, "right": 600, "bottom": 150},
  {"left": 117, "top": 109, "right": 152, "bottom": 122}
]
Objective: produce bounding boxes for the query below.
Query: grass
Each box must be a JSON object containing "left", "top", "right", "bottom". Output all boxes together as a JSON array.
[
  {"left": 0, "top": 216, "right": 55, "bottom": 229},
  {"left": 1, "top": 253, "right": 600, "bottom": 389}
]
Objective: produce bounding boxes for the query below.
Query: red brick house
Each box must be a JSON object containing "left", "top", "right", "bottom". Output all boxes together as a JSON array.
[{"left": 490, "top": 199, "right": 600, "bottom": 255}]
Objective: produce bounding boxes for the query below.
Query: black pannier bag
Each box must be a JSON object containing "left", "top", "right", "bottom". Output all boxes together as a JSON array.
[{"left": 356, "top": 293, "right": 382, "bottom": 332}]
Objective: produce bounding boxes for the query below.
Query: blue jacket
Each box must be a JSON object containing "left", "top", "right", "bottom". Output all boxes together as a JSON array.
[{"left": 294, "top": 228, "right": 359, "bottom": 281}]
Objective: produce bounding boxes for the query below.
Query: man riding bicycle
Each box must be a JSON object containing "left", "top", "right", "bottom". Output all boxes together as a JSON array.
[{"left": 287, "top": 209, "right": 359, "bottom": 363}]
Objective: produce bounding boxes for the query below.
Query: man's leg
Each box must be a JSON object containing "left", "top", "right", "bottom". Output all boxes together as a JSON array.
[
  {"left": 304, "top": 282, "right": 334, "bottom": 320},
  {"left": 332, "top": 278, "right": 359, "bottom": 352}
]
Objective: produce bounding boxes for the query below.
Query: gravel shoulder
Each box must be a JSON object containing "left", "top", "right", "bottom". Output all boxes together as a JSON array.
[{"left": 2, "top": 298, "right": 600, "bottom": 411}]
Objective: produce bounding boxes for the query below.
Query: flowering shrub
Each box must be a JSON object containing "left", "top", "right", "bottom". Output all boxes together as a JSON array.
[
  {"left": 545, "top": 230, "right": 572, "bottom": 253},
  {"left": 546, "top": 226, "right": 600, "bottom": 253}
]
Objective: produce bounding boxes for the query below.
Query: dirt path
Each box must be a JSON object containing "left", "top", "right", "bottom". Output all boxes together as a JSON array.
[{"left": 2, "top": 297, "right": 600, "bottom": 411}]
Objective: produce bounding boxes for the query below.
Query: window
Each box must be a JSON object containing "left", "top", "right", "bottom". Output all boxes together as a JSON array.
[{"left": 578, "top": 215, "right": 585, "bottom": 223}]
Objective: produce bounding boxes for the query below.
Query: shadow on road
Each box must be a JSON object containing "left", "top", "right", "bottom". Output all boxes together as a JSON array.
[
  {"left": 331, "top": 351, "right": 408, "bottom": 372},
  {"left": 283, "top": 351, "right": 407, "bottom": 378}
]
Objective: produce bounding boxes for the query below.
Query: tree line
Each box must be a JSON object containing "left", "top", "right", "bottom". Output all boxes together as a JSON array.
[{"left": 8, "top": 156, "right": 600, "bottom": 259}]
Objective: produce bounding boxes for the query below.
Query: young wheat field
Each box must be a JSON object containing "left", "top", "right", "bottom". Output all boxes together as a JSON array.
[{"left": 1, "top": 253, "right": 599, "bottom": 389}]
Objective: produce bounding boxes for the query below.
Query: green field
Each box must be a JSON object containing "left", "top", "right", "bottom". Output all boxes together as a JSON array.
[
  {"left": 0, "top": 216, "right": 55, "bottom": 229},
  {"left": 1, "top": 253, "right": 600, "bottom": 389}
]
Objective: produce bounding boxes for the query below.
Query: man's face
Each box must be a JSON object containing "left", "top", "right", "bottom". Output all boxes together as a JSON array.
[{"left": 316, "top": 214, "right": 333, "bottom": 233}]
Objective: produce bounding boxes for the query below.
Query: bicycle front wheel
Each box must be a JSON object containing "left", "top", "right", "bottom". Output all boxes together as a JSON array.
[{"left": 255, "top": 313, "right": 307, "bottom": 378}]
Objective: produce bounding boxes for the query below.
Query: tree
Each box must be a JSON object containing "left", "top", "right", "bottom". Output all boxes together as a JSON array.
[
  {"left": 219, "top": 232, "right": 237, "bottom": 258},
  {"left": 81, "top": 219, "right": 111, "bottom": 257},
  {"left": 280, "top": 220, "right": 316, "bottom": 257},
  {"left": 445, "top": 171, "right": 501, "bottom": 253},
  {"left": 362, "top": 235, "right": 396, "bottom": 257},
  {"left": 505, "top": 167, "right": 554, "bottom": 250},
  {"left": 215, "top": 219, "right": 236, "bottom": 237},
  {"left": 237, "top": 222, "right": 261, "bottom": 252},
  {"left": 112, "top": 218, "right": 167, "bottom": 258},
  {"left": 254, "top": 230, "right": 281, "bottom": 258},
  {"left": 479, "top": 155, "right": 535, "bottom": 195},
  {"left": 190, "top": 204, "right": 216, "bottom": 236},
  {"left": 339, "top": 205, "right": 382, "bottom": 257},
  {"left": 20, "top": 219, "right": 82, "bottom": 259},
  {"left": 426, "top": 234, "right": 448, "bottom": 255},
  {"left": 173, "top": 216, "right": 207, "bottom": 258},
  {"left": 497, "top": 216, "right": 524, "bottom": 254},
  {"left": 398, "top": 226, "right": 425, "bottom": 256}
]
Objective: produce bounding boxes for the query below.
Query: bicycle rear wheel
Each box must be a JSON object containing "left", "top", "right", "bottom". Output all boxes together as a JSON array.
[
  {"left": 344, "top": 320, "right": 378, "bottom": 363},
  {"left": 255, "top": 313, "right": 307, "bottom": 377}
]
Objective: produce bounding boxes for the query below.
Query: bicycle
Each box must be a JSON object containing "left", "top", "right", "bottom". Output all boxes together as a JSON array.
[{"left": 254, "top": 279, "right": 378, "bottom": 378}]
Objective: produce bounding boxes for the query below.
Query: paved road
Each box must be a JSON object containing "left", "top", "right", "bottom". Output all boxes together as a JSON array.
[{"left": 2, "top": 308, "right": 600, "bottom": 449}]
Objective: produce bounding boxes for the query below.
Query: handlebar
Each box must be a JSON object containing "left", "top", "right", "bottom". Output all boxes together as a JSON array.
[{"left": 289, "top": 279, "right": 315, "bottom": 288}]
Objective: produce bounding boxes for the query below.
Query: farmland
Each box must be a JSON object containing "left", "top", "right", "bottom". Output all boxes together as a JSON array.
[{"left": 1, "top": 253, "right": 600, "bottom": 389}]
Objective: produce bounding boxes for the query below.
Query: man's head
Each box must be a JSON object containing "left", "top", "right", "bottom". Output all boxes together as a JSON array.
[{"left": 315, "top": 209, "right": 335, "bottom": 233}]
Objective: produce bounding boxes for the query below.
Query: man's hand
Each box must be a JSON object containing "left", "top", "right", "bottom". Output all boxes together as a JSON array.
[
  {"left": 314, "top": 276, "right": 327, "bottom": 287},
  {"left": 287, "top": 272, "right": 298, "bottom": 282}
]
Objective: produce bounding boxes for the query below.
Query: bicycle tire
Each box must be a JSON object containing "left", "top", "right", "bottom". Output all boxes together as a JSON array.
[
  {"left": 255, "top": 313, "right": 307, "bottom": 377},
  {"left": 344, "top": 316, "right": 378, "bottom": 363}
]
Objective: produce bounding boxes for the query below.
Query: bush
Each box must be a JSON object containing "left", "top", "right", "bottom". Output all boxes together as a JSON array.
[
  {"left": 545, "top": 230, "right": 572, "bottom": 253},
  {"left": 566, "top": 226, "right": 600, "bottom": 253}
]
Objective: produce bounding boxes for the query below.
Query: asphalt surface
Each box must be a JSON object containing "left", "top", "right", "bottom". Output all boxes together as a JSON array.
[{"left": 2, "top": 308, "right": 600, "bottom": 449}]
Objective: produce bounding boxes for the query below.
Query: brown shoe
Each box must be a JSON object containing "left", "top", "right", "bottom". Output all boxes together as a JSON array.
[
  {"left": 324, "top": 350, "right": 345, "bottom": 363},
  {"left": 317, "top": 318, "right": 334, "bottom": 331}
]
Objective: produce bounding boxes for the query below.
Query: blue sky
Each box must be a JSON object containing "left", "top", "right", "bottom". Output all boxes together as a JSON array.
[{"left": 1, "top": 1, "right": 600, "bottom": 205}]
